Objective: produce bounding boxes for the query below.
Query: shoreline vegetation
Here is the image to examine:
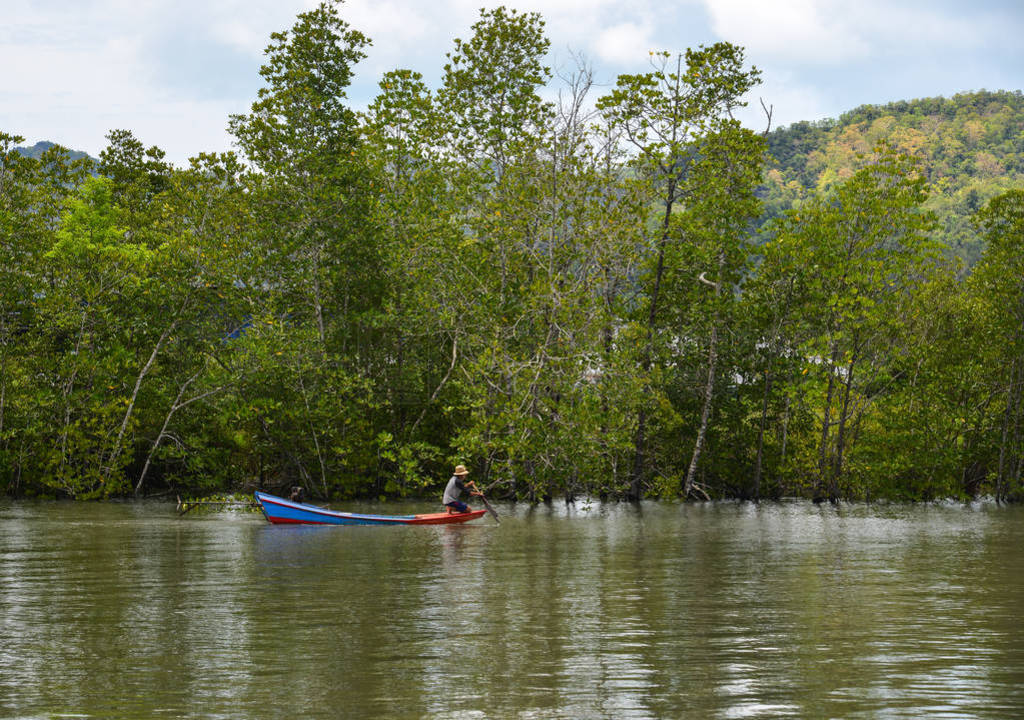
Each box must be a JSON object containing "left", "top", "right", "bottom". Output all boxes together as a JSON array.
[
  {"left": 1, "top": 3, "right": 1022, "bottom": 504},
  {"left": 3, "top": 492, "right": 1017, "bottom": 511}
]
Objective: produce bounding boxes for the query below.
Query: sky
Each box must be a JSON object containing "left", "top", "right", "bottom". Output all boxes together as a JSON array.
[{"left": 2, "top": 0, "right": 1022, "bottom": 166}]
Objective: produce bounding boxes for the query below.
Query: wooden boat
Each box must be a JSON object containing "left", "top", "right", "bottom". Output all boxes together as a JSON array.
[{"left": 254, "top": 491, "right": 487, "bottom": 525}]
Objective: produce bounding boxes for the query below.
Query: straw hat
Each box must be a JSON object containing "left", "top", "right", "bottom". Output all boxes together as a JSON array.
[{"left": 453, "top": 464, "right": 470, "bottom": 476}]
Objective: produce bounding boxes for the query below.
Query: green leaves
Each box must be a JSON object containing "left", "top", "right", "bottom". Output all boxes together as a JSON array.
[
  {"left": 968, "top": 189, "right": 1024, "bottom": 499},
  {"left": 48, "top": 177, "right": 151, "bottom": 282},
  {"left": 597, "top": 43, "right": 760, "bottom": 168},
  {"left": 438, "top": 6, "right": 552, "bottom": 168},
  {"left": 1, "top": 7, "right": 1019, "bottom": 504},
  {"left": 229, "top": 1, "right": 368, "bottom": 175},
  {"left": 747, "top": 144, "right": 947, "bottom": 498}
]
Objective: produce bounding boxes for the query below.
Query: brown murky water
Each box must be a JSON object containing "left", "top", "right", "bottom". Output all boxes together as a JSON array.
[{"left": 2, "top": 499, "right": 1023, "bottom": 718}]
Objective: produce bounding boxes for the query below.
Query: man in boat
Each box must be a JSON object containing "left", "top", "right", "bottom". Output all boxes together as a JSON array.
[{"left": 443, "top": 464, "right": 481, "bottom": 513}]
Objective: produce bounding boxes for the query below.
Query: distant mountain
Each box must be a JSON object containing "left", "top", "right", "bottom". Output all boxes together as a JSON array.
[
  {"left": 15, "top": 140, "right": 97, "bottom": 165},
  {"left": 762, "top": 90, "right": 1024, "bottom": 267}
]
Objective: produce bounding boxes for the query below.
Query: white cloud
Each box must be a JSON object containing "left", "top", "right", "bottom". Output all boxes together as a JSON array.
[
  {"left": 700, "top": 0, "right": 871, "bottom": 63},
  {"left": 591, "top": 22, "right": 658, "bottom": 65},
  {"left": 843, "top": 2, "right": 1014, "bottom": 55},
  {"left": 736, "top": 70, "right": 832, "bottom": 131},
  {"left": 1, "top": 1, "right": 316, "bottom": 161},
  {"left": 339, "top": 0, "right": 449, "bottom": 80},
  {"left": 699, "top": 0, "right": 1022, "bottom": 67}
]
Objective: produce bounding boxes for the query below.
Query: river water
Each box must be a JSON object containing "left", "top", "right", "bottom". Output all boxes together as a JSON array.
[{"left": 1, "top": 499, "right": 1022, "bottom": 719}]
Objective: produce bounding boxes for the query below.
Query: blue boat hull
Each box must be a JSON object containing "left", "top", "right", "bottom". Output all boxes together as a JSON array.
[{"left": 254, "top": 491, "right": 487, "bottom": 525}]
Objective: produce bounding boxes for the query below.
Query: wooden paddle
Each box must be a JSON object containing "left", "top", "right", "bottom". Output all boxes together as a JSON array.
[{"left": 473, "top": 488, "right": 500, "bottom": 523}]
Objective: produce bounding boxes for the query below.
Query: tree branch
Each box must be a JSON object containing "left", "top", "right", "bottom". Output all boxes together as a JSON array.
[{"left": 697, "top": 271, "right": 720, "bottom": 290}]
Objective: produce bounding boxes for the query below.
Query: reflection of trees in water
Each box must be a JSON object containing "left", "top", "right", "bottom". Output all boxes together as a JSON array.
[
  {"left": 438, "top": 524, "right": 467, "bottom": 570},
  {"left": 5, "top": 502, "right": 1021, "bottom": 717}
]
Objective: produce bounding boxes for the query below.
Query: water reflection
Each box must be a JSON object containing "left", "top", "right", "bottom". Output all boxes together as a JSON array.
[{"left": 1, "top": 500, "right": 1023, "bottom": 718}]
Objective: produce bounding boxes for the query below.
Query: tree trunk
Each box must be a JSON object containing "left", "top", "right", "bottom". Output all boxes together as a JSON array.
[
  {"left": 817, "top": 342, "right": 841, "bottom": 500},
  {"left": 58, "top": 307, "right": 90, "bottom": 479},
  {"left": 685, "top": 320, "right": 718, "bottom": 498},
  {"left": 104, "top": 317, "right": 179, "bottom": 482},
  {"left": 629, "top": 412, "right": 647, "bottom": 500},
  {"left": 780, "top": 392, "right": 791, "bottom": 466},
  {"left": 630, "top": 179, "right": 677, "bottom": 501},
  {"left": 1000, "top": 354, "right": 1023, "bottom": 500},
  {"left": 409, "top": 333, "right": 458, "bottom": 436},
  {"left": 296, "top": 372, "right": 328, "bottom": 498},
  {"left": 0, "top": 315, "right": 6, "bottom": 441},
  {"left": 831, "top": 351, "right": 859, "bottom": 500},
  {"left": 134, "top": 372, "right": 222, "bottom": 496},
  {"left": 753, "top": 371, "right": 772, "bottom": 500},
  {"left": 684, "top": 250, "right": 726, "bottom": 498}
]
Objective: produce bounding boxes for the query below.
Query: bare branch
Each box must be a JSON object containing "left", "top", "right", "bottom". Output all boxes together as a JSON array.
[
  {"left": 760, "top": 98, "right": 773, "bottom": 135},
  {"left": 410, "top": 333, "right": 459, "bottom": 435}
]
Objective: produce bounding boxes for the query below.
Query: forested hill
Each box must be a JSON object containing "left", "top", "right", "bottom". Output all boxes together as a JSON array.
[
  {"left": 762, "top": 90, "right": 1024, "bottom": 266},
  {"left": 15, "top": 140, "right": 96, "bottom": 165}
]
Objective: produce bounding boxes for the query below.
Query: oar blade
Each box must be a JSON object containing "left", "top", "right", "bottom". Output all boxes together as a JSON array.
[{"left": 479, "top": 495, "right": 500, "bottom": 523}]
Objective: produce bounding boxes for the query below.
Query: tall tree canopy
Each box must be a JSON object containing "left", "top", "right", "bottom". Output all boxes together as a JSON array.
[{"left": 1, "top": 6, "right": 1021, "bottom": 503}]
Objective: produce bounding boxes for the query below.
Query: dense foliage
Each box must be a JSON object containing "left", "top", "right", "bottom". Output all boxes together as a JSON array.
[
  {"left": 1, "top": 3, "right": 1022, "bottom": 502},
  {"left": 764, "top": 90, "right": 1024, "bottom": 267}
]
